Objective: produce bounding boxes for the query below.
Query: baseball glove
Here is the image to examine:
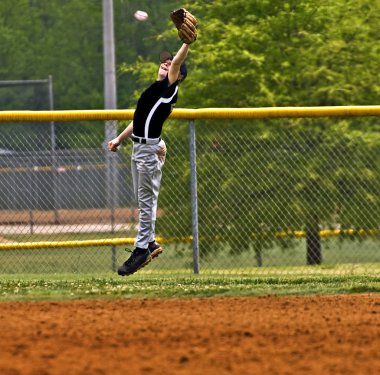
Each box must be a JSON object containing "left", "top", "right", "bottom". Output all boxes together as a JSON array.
[{"left": 170, "top": 8, "right": 197, "bottom": 44}]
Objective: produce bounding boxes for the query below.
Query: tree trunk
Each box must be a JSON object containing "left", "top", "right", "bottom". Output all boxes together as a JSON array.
[
  {"left": 253, "top": 233, "right": 263, "bottom": 267},
  {"left": 306, "top": 221, "right": 322, "bottom": 265},
  {"left": 254, "top": 248, "right": 263, "bottom": 267}
]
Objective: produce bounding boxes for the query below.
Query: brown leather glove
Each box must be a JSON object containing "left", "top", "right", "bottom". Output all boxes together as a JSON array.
[{"left": 170, "top": 8, "right": 197, "bottom": 44}]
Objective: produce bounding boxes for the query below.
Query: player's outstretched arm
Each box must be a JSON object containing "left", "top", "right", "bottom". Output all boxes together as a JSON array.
[
  {"left": 168, "top": 8, "right": 197, "bottom": 85},
  {"left": 108, "top": 121, "right": 133, "bottom": 152},
  {"left": 168, "top": 44, "right": 189, "bottom": 85}
]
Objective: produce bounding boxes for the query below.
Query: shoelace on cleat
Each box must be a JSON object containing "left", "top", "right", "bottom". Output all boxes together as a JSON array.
[{"left": 123, "top": 248, "right": 144, "bottom": 266}]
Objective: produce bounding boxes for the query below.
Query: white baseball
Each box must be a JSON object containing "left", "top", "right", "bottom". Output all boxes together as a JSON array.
[{"left": 134, "top": 10, "right": 148, "bottom": 21}]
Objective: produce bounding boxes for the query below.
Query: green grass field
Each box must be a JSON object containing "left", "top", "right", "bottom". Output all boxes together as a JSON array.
[
  {"left": 0, "top": 272, "right": 378, "bottom": 302},
  {"left": 0, "top": 235, "right": 378, "bottom": 302}
]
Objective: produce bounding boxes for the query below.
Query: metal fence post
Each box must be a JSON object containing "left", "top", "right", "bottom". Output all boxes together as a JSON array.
[
  {"left": 189, "top": 120, "right": 200, "bottom": 274},
  {"left": 103, "top": 0, "right": 118, "bottom": 270},
  {"left": 48, "top": 75, "right": 60, "bottom": 224}
]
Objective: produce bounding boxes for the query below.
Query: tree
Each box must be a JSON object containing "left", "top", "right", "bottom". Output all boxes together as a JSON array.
[
  {"left": 154, "top": 0, "right": 380, "bottom": 264},
  {"left": 0, "top": 0, "right": 179, "bottom": 148}
]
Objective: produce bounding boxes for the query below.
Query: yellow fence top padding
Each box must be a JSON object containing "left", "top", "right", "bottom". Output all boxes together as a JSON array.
[
  {"left": 1, "top": 106, "right": 380, "bottom": 122},
  {"left": 0, "top": 229, "right": 378, "bottom": 251}
]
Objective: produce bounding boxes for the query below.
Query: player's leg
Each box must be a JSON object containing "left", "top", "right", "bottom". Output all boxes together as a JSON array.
[
  {"left": 117, "top": 146, "right": 153, "bottom": 276},
  {"left": 148, "top": 168, "right": 164, "bottom": 258}
]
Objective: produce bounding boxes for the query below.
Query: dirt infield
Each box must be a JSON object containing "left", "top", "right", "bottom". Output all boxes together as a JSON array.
[
  {"left": 0, "top": 294, "right": 378, "bottom": 375},
  {"left": 0, "top": 208, "right": 137, "bottom": 225}
]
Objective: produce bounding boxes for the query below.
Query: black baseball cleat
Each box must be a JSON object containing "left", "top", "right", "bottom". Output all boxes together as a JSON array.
[
  {"left": 148, "top": 241, "right": 163, "bottom": 259},
  {"left": 117, "top": 248, "right": 152, "bottom": 276}
]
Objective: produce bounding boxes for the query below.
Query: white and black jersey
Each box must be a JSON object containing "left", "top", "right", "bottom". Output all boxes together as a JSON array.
[{"left": 133, "top": 75, "right": 179, "bottom": 139}]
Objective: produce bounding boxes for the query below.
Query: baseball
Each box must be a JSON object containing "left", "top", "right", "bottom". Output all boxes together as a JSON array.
[{"left": 134, "top": 10, "right": 148, "bottom": 21}]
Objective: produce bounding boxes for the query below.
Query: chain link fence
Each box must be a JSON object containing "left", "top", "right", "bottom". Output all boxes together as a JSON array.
[{"left": 0, "top": 116, "right": 379, "bottom": 275}]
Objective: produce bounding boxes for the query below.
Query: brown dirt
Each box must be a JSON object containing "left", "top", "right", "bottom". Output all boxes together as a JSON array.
[
  {"left": 0, "top": 208, "right": 138, "bottom": 225},
  {"left": 0, "top": 294, "right": 378, "bottom": 375}
]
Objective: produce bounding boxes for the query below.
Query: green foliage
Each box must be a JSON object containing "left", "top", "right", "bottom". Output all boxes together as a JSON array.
[
  {"left": 186, "top": 0, "right": 380, "bottom": 107},
  {"left": 0, "top": 0, "right": 104, "bottom": 109},
  {"left": 0, "top": 0, "right": 179, "bottom": 147},
  {"left": 154, "top": 0, "right": 380, "bottom": 256},
  {"left": 1, "top": 0, "right": 379, "bottom": 109}
]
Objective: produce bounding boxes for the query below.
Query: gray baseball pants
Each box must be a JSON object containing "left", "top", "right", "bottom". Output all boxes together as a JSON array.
[{"left": 131, "top": 140, "right": 165, "bottom": 249}]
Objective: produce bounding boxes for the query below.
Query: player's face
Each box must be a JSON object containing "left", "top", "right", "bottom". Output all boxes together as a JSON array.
[{"left": 158, "top": 59, "right": 172, "bottom": 80}]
